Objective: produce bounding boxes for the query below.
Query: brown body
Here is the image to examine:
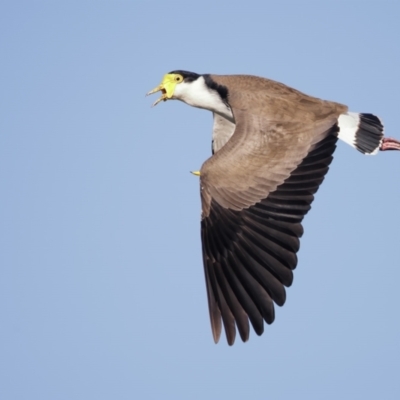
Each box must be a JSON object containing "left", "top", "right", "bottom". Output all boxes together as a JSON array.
[{"left": 202, "top": 75, "right": 347, "bottom": 215}]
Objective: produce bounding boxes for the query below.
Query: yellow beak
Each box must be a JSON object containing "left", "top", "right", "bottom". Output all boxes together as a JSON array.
[{"left": 146, "top": 74, "right": 179, "bottom": 107}]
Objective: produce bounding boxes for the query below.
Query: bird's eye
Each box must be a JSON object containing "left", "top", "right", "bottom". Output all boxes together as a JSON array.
[{"left": 175, "top": 75, "right": 183, "bottom": 82}]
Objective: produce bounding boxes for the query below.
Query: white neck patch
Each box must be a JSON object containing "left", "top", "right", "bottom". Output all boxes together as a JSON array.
[{"left": 173, "top": 76, "right": 234, "bottom": 122}]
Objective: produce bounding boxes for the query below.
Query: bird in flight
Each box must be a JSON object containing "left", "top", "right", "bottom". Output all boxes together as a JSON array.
[{"left": 147, "top": 71, "right": 400, "bottom": 345}]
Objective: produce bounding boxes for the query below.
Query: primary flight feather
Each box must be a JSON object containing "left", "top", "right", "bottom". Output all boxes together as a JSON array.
[{"left": 147, "top": 71, "right": 400, "bottom": 345}]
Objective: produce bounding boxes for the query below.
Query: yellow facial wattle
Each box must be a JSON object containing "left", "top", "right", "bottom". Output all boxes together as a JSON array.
[{"left": 146, "top": 73, "right": 183, "bottom": 106}]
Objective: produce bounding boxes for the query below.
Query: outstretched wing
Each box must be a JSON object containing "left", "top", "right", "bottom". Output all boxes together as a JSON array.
[{"left": 200, "top": 103, "right": 339, "bottom": 344}]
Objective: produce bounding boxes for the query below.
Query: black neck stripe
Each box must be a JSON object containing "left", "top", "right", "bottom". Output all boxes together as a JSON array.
[{"left": 203, "top": 74, "right": 229, "bottom": 101}]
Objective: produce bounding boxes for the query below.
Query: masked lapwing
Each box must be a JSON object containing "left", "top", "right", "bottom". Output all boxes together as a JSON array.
[{"left": 147, "top": 71, "right": 400, "bottom": 345}]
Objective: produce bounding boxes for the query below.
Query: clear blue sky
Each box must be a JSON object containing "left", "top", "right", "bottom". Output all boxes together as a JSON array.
[{"left": 1, "top": 1, "right": 399, "bottom": 399}]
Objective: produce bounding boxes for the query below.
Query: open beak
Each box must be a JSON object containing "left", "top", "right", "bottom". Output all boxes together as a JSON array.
[
  {"left": 146, "top": 74, "right": 178, "bottom": 107},
  {"left": 146, "top": 84, "right": 168, "bottom": 107}
]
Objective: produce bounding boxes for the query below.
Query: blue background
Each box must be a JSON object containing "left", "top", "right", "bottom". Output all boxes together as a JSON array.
[{"left": 1, "top": 1, "right": 399, "bottom": 399}]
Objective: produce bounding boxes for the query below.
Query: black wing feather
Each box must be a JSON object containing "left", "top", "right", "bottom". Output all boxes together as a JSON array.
[{"left": 201, "top": 130, "right": 338, "bottom": 344}]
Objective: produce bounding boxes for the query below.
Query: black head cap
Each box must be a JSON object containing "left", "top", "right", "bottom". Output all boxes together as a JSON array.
[{"left": 168, "top": 70, "right": 200, "bottom": 83}]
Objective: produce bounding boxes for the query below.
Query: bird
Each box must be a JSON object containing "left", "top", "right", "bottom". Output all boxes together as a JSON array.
[{"left": 147, "top": 71, "right": 400, "bottom": 345}]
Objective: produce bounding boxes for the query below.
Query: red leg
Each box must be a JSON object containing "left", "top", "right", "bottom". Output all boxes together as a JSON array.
[{"left": 380, "top": 137, "right": 400, "bottom": 151}]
